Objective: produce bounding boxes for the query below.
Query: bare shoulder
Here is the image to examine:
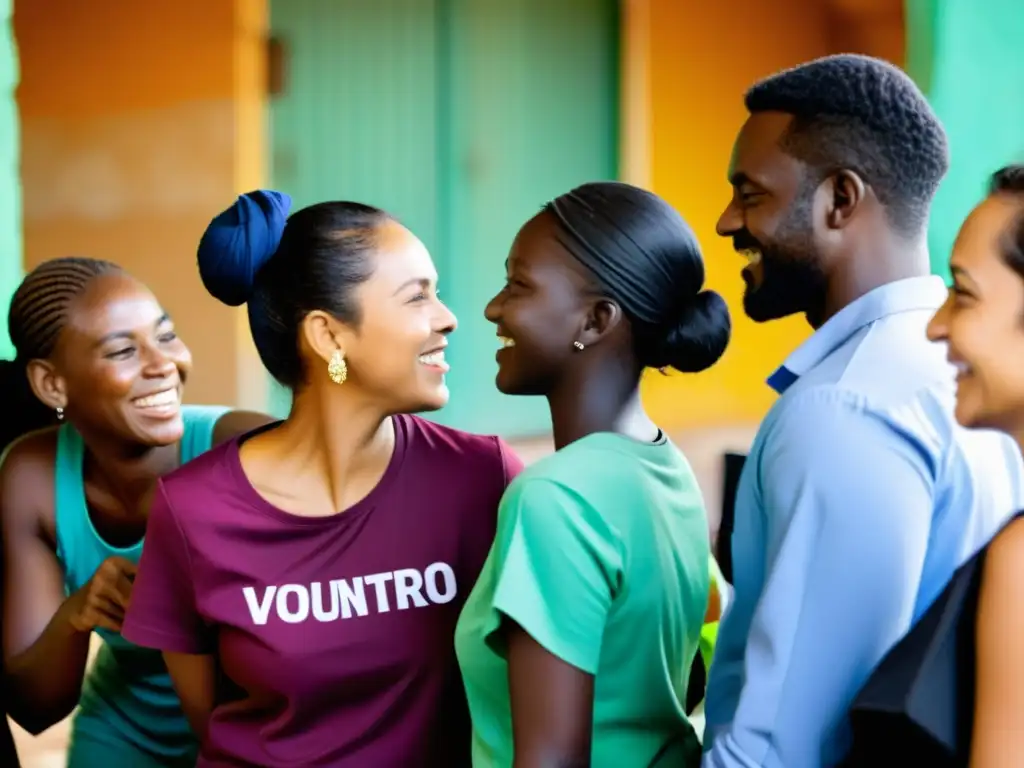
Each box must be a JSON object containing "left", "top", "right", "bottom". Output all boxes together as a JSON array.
[
  {"left": 983, "top": 515, "right": 1024, "bottom": 593},
  {"left": 211, "top": 410, "right": 276, "bottom": 447},
  {"left": 0, "top": 428, "right": 58, "bottom": 538}
]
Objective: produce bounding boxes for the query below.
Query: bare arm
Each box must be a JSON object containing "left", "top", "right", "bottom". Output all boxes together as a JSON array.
[
  {"left": 163, "top": 651, "right": 216, "bottom": 743},
  {"left": 1, "top": 439, "right": 91, "bottom": 733},
  {"left": 971, "top": 517, "right": 1024, "bottom": 767},
  {"left": 507, "top": 620, "right": 593, "bottom": 768}
]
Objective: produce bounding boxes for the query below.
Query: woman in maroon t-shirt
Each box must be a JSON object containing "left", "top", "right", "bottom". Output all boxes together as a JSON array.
[{"left": 122, "top": 191, "right": 522, "bottom": 767}]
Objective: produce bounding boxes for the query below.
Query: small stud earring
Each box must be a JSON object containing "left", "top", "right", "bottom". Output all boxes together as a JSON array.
[
  {"left": 573, "top": 341, "right": 585, "bottom": 351},
  {"left": 327, "top": 349, "right": 348, "bottom": 385},
  {"left": 56, "top": 406, "right": 64, "bottom": 421}
]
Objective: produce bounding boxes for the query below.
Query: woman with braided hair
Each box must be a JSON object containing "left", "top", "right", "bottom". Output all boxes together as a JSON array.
[{"left": 0, "top": 257, "right": 271, "bottom": 767}]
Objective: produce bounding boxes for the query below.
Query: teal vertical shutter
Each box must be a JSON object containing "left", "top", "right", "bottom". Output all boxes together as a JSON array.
[
  {"left": 906, "top": 0, "right": 1024, "bottom": 282},
  {"left": 439, "top": 0, "right": 618, "bottom": 436},
  {"left": 269, "top": 0, "right": 441, "bottom": 417},
  {"left": 270, "top": 0, "right": 618, "bottom": 435},
  {"left": 0, "top": 0, "right": 19, "bottom": 357}
]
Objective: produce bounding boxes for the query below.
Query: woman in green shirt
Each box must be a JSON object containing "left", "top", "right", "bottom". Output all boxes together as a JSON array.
[{"left": 455, "top": 181, "right": 731, "bottom": 767}]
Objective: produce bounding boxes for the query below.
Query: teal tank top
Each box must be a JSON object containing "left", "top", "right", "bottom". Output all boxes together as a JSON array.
[{"left": 55, "top": 405, "right": 229, "bottom": 759}]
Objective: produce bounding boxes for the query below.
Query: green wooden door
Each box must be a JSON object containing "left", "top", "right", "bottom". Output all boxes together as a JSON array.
[
  {"left": 268, "top": 0, "right": 442, "bottom": 416},
  {"left": 0, "top": 0, "right": 19, "bottom": 358},
  {"left": 905, "top": 0, "right": 1024, "bottom": 282},
  {"left": 270, "top": 0, "right": 618, "bottom": 436}
]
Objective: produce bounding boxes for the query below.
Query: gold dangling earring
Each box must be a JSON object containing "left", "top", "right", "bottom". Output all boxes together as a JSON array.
[{"left": 327, "top": 349, "right": 348, "bottom": 385}]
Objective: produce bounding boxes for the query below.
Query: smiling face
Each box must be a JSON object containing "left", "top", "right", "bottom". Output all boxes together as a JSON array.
[
  {"left": 927, "top": 194, "right": 1024, "bottom": 433},
  {"left": 32, "top": 272, "right": 193, "bottom": 446},
  {"left": 321, "top": 219, "right": 457, "bottom": 413},
  {"left": 483, "top": 212, "right": 598, "bottom": 395},
  {"left": 716, "top": 111, "right": 828, "bottom": 323}
]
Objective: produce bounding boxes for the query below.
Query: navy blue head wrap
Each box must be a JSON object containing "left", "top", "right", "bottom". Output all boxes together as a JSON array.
[{"left": 197, "top": 189, "right": 292, "bottom": 306}]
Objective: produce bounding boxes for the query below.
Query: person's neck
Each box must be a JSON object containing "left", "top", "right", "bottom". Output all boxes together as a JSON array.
[
  {"left": 78, "top": 427, "right": 181, "bottom": 517},
  {"left": 811, "top": 234, "right": 931, "bottom": 330},
  {"left": 546, "top": 360, "right": 657, "bottom": 451},
  {"left": 267, "top": 386, "right": 394, "bottom": 514}
]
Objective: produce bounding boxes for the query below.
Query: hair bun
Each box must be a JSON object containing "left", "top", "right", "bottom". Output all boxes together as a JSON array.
[
  {"left": 197, "top": 190, "right": 292, "bottom": 306},
  {"left": 647, "top": 290, "right": 731, "bottom": 373}
]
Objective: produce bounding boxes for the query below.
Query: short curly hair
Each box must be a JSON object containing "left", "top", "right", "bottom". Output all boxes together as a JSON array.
[{"left": 745, "top": 54, "right": 949, "bottom": 237}]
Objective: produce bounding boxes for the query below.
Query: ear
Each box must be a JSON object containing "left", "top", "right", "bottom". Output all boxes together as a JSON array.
[
  {"left": 300, "top": 310, "right": 350, "bottom": 367},
  {"left": 25, "top": 359, "right": 66, "bottom": 411},
  {"left": 577, "top": 298, "right": 623, "bottom": 347},
  {"left": 825, "top": 169, "right": 867, "bottom": 230}
]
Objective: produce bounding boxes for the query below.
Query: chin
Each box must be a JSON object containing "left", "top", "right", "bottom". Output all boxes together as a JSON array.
[
  {"left": 494, "top": 366, "right": 526, "bottom": 396},
  {"left": 954, "top": 396, "right": 993, "bottom": 432},
  {"left": 495, "top": 368, "right": 547, "bottom": 397},
  {"left": 135, "top": 418, "right": 186, "bottom": 447},
  {"left": 410, "top": 385, "right": 450, "bottom": 413},
  {"left": 743, "top": 288, "right": 800, "bottom": 323},
  {"left": 494, "top": 370, "right": 516, "bottom": 395}
]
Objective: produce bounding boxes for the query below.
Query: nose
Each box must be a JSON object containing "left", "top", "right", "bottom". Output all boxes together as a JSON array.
[
  {"left": 926, "top": 294, "right": 951, "bottom": 343},
  {"left": 483, "top": 289, "right": 504, "bottom": 324},
  {"left": 140, "top": 341, "right": 178, "bottom": 378},
  {"left": 435, "top": 298, "right": 457, "bottom": 334},
  {"left": 716, "top": 198, "right": 742, "bottom": 238}
]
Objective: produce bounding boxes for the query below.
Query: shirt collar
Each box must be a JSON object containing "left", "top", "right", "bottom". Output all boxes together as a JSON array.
[{"left": 767, "top": 275, "right": 947, "bottom": 394}]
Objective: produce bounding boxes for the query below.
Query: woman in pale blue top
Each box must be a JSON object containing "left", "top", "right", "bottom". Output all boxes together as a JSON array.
[{"left": 0, "top": 257, "right": 270, "bottom": 767}]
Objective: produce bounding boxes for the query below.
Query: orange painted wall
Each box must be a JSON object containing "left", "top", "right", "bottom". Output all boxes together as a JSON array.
[
  {"left": 641, "top": 0, "right": 904, "bottom": 429},
  {"left": 15, "top": 0, "right": 267, "bottom": 408}
]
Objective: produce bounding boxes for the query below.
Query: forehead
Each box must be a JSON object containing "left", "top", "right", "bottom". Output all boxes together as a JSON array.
[
  {"left": 510, "top": 213, "right": 585, "bottom": 277},
  {"left": 65, "top": 273, "right": 165, "bottom": 338},
  {"left": 364, "top": 219, "right": 437, "bottom": 286},
  {"left": 729, "top": 111, "right": 804, "bottom": 190},
  {"left": 952, "top": 195, "right": 1024, "bottom": 272}
]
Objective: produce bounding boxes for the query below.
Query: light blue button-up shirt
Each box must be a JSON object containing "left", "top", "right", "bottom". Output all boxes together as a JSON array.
[{"left": 703, "top": 276, "right": 1024, "bottom": 768}]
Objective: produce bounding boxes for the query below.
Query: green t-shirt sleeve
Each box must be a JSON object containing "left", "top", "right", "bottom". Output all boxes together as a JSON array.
[{"left": 485, "top": 478, "right": 623, "bottom": 675}]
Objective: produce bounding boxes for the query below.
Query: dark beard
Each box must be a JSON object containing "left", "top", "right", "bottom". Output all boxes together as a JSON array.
[
  {"left": 738, "top": 193, "right": 827, "bottom": 325},
  {"left": 743, "top": 247, "right": 827, "bottom": 324}
]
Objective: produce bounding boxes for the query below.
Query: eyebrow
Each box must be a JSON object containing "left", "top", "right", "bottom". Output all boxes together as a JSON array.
[
  {"left": 950, "top": 265, "right": 979, "bottom": 290},
  {"left": 94, "top": 313, "right": 171, "bottom": 347},
  {"left": 392, "top": 277, "right": 434, "bottom": 296}
]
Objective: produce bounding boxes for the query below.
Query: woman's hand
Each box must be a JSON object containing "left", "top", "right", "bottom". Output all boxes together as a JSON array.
[{"left": 66, "top": 555, "right": 137, "bottom": 633}]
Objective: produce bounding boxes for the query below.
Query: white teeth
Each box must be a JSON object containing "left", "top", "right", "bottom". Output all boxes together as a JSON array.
[
  {"left": 134, "top": 389, "right": 178, "bottom": 408},
  {"left": 498, "top": 336, "right": 515, "bottom": 348},
  {"left": 419, "top": 350, "right": 445, "bottom": 366},
  {"left": 739, "top": 248, "right": 762, "bottom": 266}
]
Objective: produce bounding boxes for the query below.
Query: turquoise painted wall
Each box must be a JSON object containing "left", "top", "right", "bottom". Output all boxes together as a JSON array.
[
  {"left": 268, "top": 0, "right": 442, "bottom": 418},
  {"left": 0, "top": 0, "right": 18, "bottom": 358},
  {"left": 906, "top": 0, "right": 1024, "bottom": 281},
  {"left": 438, "top": 0, "right": 618, "bottom": 437},
  {"left": 268, "top": 0, "right": 618, "bottom": 436}
]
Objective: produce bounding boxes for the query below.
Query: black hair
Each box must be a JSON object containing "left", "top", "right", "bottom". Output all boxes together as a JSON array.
[
  {"left": 745, "top": 53, "right": 949, "bottom": 237},
  {"left": 0, "top": 257, "right": 122, "bottom": 453},
  {"left": 546, "top": 181, "right": 731, "bottom": 373},
  {"left": 199, "top": 197, "right": 392, "bottom": 390},
  {"left": 990, "top": 165, "right": 1024, "bottom": 281}
]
